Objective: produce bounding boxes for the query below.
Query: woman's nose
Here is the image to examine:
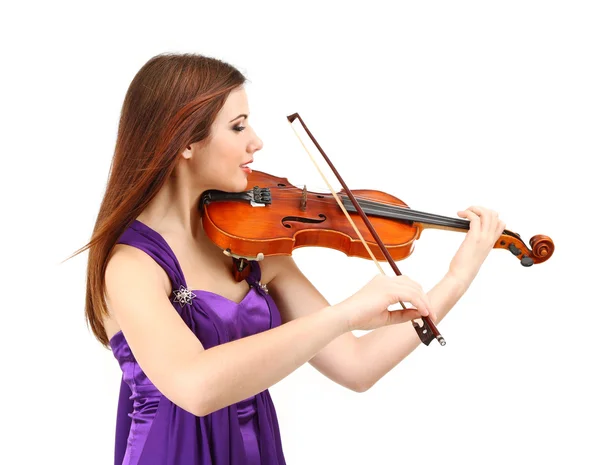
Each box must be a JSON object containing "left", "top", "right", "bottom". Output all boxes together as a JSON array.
[{"left": 250, "top": 134, "right": 263, "bottom": 153}]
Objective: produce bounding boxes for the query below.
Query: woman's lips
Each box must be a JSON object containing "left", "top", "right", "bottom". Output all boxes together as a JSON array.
[{"left": 240, "top": 160, "right": 253, "bottom": 173}]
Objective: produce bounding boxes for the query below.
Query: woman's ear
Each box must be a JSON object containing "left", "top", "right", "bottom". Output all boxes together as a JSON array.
[{"left": 181, "top": 145, "right": 193, "bottom": 160}]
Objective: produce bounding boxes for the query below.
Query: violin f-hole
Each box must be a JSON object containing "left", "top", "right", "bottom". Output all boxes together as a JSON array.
[{"left": 282, "top": 214, "right": 326, "bottom": 229}]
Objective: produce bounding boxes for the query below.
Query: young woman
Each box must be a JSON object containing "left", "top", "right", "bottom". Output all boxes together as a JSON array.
[{"left": 75, "top": 52, "right": 505, "bottom": 465}]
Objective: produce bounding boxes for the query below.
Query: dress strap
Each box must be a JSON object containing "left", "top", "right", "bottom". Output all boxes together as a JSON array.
[{"left": 116, "top": 220, "right": 192, "bottom": 308}]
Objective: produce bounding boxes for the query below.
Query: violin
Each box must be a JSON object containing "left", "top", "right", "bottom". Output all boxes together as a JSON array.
[
  {"left": 200, "top": 169, "right": 554, "bottom": 267},
  {"left": 198, "top": 113, "right": 554, "bottom": 346}
]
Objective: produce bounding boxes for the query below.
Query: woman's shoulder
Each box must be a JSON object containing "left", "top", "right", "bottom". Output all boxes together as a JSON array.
[
  {"left": 107, "top": 244, "right": 172, "bottom": 295},
  {"left": 259, "top": 254, "right": 298, "bottom": 285},
  {"left": 103, "top": 244, "right": 172, "bottom": 342}
]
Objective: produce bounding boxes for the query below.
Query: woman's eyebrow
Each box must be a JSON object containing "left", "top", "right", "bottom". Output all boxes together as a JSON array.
[{"left": 229, "top": 114, "right": 248, "bottom": 122}]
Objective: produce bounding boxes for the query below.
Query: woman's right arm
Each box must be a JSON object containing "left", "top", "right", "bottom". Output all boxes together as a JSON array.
[{"left": 104, "top": 245, "right": 348, "bottom": 417}]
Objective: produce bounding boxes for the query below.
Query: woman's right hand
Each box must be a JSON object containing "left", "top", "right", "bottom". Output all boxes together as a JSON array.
[{"left": 335, "top": 274, "right": 432, "bottom": 332}]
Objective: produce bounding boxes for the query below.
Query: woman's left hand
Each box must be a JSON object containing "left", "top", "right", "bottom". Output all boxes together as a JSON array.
[{"left": 448, "top": 206, "right": 506, "bottom": 284}]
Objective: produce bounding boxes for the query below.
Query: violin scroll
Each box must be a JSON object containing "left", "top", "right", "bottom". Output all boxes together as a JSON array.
[
  {"left": 530, "top": 235, "right": 554, "bottom": 262},
  {"left": 495, "top": 231, "right": 554, "bottom": 267}
]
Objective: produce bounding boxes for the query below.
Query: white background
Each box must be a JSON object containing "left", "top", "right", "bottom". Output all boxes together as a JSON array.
[{"left": 2, "top": 1, "right": 599, "bottom": 464}]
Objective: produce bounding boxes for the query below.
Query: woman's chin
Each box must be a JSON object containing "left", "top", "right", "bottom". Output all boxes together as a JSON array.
[{"left": 226, "top": 174, "right": 250, "bottom": 193}]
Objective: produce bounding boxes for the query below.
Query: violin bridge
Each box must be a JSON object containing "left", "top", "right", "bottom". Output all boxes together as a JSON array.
[{"left": 300, "top": 185, "right": 307, "bottom": 211}]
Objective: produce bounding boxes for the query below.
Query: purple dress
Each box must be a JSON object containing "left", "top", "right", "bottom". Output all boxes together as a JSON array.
[{"left": 108, "top": 219, "right": 287, "bottom": 465}]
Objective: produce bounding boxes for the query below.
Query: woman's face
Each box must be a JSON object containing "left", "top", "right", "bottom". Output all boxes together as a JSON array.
[{"left": 183, "top": 86, "right": 263, "bottom": 193}]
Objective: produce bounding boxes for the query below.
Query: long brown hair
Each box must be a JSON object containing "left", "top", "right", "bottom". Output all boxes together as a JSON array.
[{"left": 67, "top": 52, "right": 247, "bottom": 347}]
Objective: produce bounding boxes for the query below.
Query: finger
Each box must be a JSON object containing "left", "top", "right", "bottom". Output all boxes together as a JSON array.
[
  {"left": 428, "top": 310, "right": 437, "bottom": 323},
  {"left": 413, "top": 290, "right": 432, "bottom": 311},
  {"left": 491, "top": 210, "right": 499, "bottom": 234},
  {"left": 391, "top": 280, "right": 427, "bottom": 314},
  {"left": 458, "top": 210, "right": 481, "bottom": 235},
  {"left": 457, "top": 209, "right": 477, "bottom": 223},
  {"left": 484, "top": 209, "right": 494, "bottom": 234},
  {"left": 469, "top": 206, "right": 487, "bottom": 232},
  {"left": 403, "top": 294, "right": 430, "bottom": 317},
  {"left": 388, "top": 308, "right": 422, "bottom": 326},
  {"left": 495, "top": 219, "right": 506, "bottom": 238},
  {"left": 485, "top": 209, "right": 499, "bottom": 235},
  {"left": 393, "top": 286, "right": 428, "bottom": 315},
  {"left": 482, "top": 209, "right": 500, "bottom": 234},
  {"left": 459, "top": 208, "right": 480, "bottom": 221}
]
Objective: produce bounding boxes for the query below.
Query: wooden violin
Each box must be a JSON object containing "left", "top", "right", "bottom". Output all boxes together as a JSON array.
[
  {"left": 198, "top": 113, "right": 554, "bottom": 346},
  {"left": 200, "top": 169, "right": 554, "bottom": 268}
]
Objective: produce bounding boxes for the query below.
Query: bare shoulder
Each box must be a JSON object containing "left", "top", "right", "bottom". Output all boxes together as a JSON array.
[
  {"left": 103, "top": 244, "right": 171, "bottom": 340},
  {"left": 106, "top": 244, "right": 171, "bottom": 295},
  {"left": 259, "top": 254, "right": 299, "bottom": 285}
]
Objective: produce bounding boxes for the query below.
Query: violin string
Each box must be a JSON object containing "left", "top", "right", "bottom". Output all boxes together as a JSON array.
[
  {"left": 267, "top": 186, "right": 445, "bottom": 215},
  {"left": 267, "top": 191, "right": 465, "bottom": 227},
  {"left": 265, "top": 187, "right": 469, "bottom": 228},
  {"left": 251, "top": 186, "right": 511, "bottom": 239},
  {"left": 340, "top": 197, "right": 470, "bottom": 229}
]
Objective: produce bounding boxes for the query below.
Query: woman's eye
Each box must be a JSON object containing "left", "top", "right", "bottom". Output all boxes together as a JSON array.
[{"left": 233, "top": 125, "right": 246, "bottom": 132}]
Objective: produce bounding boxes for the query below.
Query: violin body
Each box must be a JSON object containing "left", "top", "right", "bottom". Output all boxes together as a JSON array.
[
  {"left": 201, "top": 170, "right": 418, "bottom": 262},
  {"left": 200, "top": 170, "right": 554, "bottom": 267}
]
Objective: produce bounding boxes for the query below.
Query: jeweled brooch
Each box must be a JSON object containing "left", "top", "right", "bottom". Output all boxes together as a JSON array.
[{"left": 172, "top": 285, "right": 196, "bottom": 306}]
